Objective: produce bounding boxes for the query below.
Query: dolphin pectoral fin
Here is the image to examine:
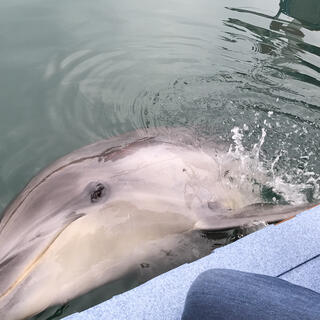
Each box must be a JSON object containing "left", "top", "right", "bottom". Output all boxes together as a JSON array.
[
  {"left": 194, "top": 203, "right": 316, "bottom": 231},
  {"left": 234, "top": 202, "right": 317, "bottom": 222}
]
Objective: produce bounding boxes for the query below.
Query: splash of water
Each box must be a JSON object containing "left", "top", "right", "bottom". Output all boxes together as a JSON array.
[{"left": 217, "top": 125, "right": 317, "bottom": 206}]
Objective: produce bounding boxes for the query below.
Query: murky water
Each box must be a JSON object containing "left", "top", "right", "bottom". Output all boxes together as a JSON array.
[{"left": 0, "top": 0, "right": 319, "bottom": 318}]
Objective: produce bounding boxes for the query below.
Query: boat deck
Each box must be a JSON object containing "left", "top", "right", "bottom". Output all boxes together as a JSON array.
[{"left": 65, "top": 205, "right": 320, "bottom": 320}]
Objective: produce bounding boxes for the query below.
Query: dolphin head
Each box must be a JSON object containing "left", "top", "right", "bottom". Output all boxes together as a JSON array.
[
  {"left": 0, "top": 128, "right": 313, "bottom": 320},
  {"left": 0, "top": 130, "right": 209, "bottom": 319}
]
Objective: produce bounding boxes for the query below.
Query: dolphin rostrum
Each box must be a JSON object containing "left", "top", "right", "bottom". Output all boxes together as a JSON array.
[{"left": 0, "top": 128, "right": 313, "bottom": 319}]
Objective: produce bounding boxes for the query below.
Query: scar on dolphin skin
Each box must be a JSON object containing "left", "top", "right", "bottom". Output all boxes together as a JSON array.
[{"left": 0, "top": 137, "right": 156, "bottom": 233}]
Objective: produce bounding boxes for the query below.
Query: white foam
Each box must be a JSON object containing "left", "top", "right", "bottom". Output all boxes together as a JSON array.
[{"left": 216, "top": 126, "right": 317, "bottom": 205}]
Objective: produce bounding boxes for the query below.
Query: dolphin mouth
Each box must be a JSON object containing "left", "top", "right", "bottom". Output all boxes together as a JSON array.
[{"left": 0, "top": 212, "right": 86, "bottom": 301}]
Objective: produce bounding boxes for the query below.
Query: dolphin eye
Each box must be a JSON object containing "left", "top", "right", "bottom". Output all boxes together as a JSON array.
[{"left": 90, "top": 183, "right": 105, "bottom": 203}]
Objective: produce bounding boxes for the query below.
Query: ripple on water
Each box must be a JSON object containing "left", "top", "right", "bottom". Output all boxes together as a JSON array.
[
  {"left": 45, "top": 49, "right": 144, "bottom": 140},
  {"left": 38, "top": 2, "right": 320, "bottom": 207},
  {"left": 43, "top": 29, "right": 211, "bottom": 142},
  {"left": 141, "top": 73, "right": 320, "bottom": 202}
]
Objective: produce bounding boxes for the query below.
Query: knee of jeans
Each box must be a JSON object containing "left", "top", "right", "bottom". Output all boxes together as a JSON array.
[
  {"left": 182, "top": 269, "right": 236, "bottom": 319},
  {"left": 187, "top": 269, "right": 241, "bottom": 297},
  {"left": 195, "top": 268, "right": 239, "bottom": 285}
]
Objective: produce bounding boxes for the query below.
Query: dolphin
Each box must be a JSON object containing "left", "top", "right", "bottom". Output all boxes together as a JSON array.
[{"left": 0, "top": 128, "right": 314, "bottom": 320}]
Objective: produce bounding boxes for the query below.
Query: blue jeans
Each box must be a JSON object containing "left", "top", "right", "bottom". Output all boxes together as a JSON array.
[{"left": 182, "top": 269, "right": 320, "bottom": 320}]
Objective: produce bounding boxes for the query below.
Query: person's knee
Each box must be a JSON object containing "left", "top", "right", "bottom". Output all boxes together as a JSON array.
[
  {"left": 187, "top": 268, "right": 244, "bottom": 296},
  {"left": 182, "top": 269, "right": 239, "bottom": 320},
  {"left": 194, "top": 268, "right": 240, "bottom": 284},
  {"left": 182, "top": 269, "right": 320, "bottom": 320}
]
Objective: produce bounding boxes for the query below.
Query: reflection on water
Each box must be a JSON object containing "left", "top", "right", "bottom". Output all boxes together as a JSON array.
[
  {"left": 149, "top": 1, "right": 320, "bottom": 202},
  {"left": 277, "top": 0, "right": 320, "bottom": 31}
]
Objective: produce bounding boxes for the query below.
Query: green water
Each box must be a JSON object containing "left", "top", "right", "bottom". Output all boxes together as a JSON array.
[{"left": 0, "top": 0, "right": 320, "bottom": 210}]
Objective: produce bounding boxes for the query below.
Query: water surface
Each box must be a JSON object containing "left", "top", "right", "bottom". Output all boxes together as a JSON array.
[{"left": 0, "top": 0, "right": 320, "bottom": 211}]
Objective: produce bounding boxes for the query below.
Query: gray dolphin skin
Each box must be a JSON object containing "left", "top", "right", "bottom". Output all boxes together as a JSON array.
[{"left": 0, "top": 128, "right": 314, "bottom": 320}]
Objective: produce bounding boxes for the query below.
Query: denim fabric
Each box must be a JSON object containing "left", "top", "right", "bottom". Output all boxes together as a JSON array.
[{"left": 182, "top": 269, "right": 320, "bottom": 320}]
